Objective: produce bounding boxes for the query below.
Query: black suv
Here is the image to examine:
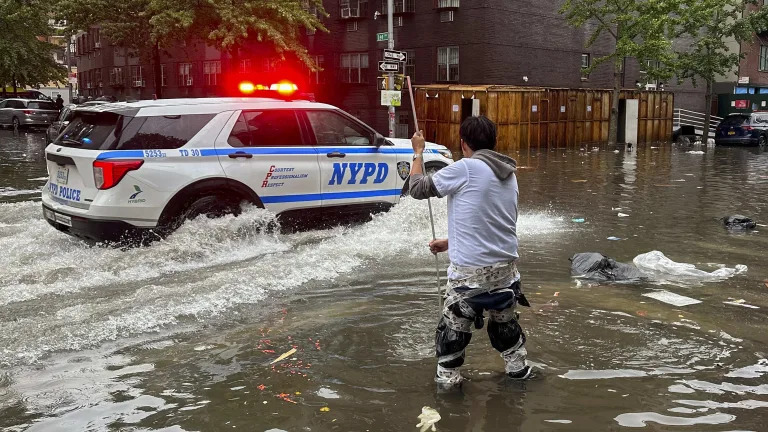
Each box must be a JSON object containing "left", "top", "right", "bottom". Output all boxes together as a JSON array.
[{"left": 715, "top": 112, "right": 768, "bottom": 146}]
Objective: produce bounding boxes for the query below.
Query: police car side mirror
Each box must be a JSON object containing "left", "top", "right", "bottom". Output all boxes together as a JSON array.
[{"left": 374, "top": 134, "right": 387, "bottom": 147}]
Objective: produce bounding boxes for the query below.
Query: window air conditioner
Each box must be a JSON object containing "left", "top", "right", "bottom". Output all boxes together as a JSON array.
[{"left": 341, "top": 7, "right": 351, "bottom": 18}]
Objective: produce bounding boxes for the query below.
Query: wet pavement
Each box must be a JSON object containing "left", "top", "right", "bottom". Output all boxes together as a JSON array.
[{"left": 1, "top": 129, "right": 768, "bottom": 431}]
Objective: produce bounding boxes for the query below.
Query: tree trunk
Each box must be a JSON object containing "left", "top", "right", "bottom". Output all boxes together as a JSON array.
[
  {"left": 702, "top": 79, "right": 713, "bottom": 142},
  {"left": 12, "top": 76, "right": 17, "bottom": 96},
  {"left": 153, "top": 42, "right": 163, "bottom": 99},
  {"left": 609, "top": 59, "right": 621, "bottom": 145}
]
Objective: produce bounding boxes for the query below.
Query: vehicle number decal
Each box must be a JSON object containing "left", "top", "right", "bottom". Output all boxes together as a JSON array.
[
  {"left": 144, "top": 150, "right": 167, "bottom": 158},
  {"left": 178, "top": 149, "right": 201, "bottom": 157}
]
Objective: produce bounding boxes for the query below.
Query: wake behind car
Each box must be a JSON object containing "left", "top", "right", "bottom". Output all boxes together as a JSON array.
[
  {"left": 42, "top": 95, "right": 453, "bottom": 244},
  {"left": 714, "top": 112, "right": 768, "bottom": 146}
]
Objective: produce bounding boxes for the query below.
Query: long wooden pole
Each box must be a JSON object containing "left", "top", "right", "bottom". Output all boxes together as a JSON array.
[{"left": 406, "top": 76, "right": 443, "bottom": 315}]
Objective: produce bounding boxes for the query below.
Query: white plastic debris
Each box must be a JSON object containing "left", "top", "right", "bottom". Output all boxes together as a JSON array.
[
  {"left": 633, "top": 251, "right": 747, "bottom": 283},
  {"left": 687, "top": 151, "right": 704, "bottom": 154},
  {"left": 723, "top": 299, "right": 759, "bottom": 309},
  {"left": 618, "top": 213, "right": 629, "bottom": 217},
  {"left": 643, "top": 290, "right": 702, "bottom": 307},
  {"left": 416, "top": 406, "right": 441, "bottom": 432}
]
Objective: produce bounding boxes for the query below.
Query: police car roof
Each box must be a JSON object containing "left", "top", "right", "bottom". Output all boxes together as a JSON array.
[{"left": 72, "top": 97, "right": 338, "bottom": 116}]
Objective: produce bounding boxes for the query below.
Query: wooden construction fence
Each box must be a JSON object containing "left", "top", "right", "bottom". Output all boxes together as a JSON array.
[{"left": 412, "top": 85, "right": 674, "bottom": 154}]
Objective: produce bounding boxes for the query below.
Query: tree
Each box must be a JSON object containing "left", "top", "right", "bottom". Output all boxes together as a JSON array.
[
  {"left": 0, "top": 0, "right": 67, "bottom": 94},
  {"left": 673, "top": 0, "right": 768, "bottom": 140},
  {"left": 560, "top": 0, "right": 680, "bottom": 144},
  {"left": 58, "top": 0, "right": 327, "bottom": 98}
]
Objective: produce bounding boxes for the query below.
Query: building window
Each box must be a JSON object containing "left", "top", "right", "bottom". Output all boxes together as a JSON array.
[
  {"left": 440, "top": 11, "right": 454, "bottom": 22},
  {"left": 581, "top": 53, "right": 590, "bottom": 69},
  {"left": 179, "top": 63, "right": 193, "bottom": 87},
  {"left": 394, "top": 16, "right": 403, "bottom": 27},
  {"left": 760, "top": 45, "right": 768, "bottom": 72},
  {"left": 94, "top": 68, "right": 102, "bottom": 87},
  {"left": 160, "top": 64, "right": 167, "bottom": 87},
  {"left": 131, "top": 65, "right": 144, "bottom": 87},
  {"left": 240, "top": 59, "right": 251, "bottom": 73},
  {"left": 346, "top": 20, "right": 358, "bottom": 32},
  {"left": 340, "top": 0, "right": 361, "bottom": 18},
  {"left": 308, "top": 55, "right": 325, "bottom": 85},
  {"left": 437, "top": 0, "right": 460, "bottom": 7},
  {"left": 203, "top": 60, "right": 221, "bottom": 86},
  {"left": 405, "top": 50, "right": 415, "bottom": 79},
  {"left": 437, "top": 46, "right": 459, "bottom": 82},
  {"left": 262, "top": 58, "right": 276, "bottom": 72},
  {"left": 110, "top": 67, "right": 123, "bottom": 86},
  {"left": 340, "top": 53, "right": 369, "bottom": 84}
]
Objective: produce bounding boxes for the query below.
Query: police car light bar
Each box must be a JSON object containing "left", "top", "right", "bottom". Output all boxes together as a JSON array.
[{"left": 239, "top": 80, "right": 298, "bottom": 97}]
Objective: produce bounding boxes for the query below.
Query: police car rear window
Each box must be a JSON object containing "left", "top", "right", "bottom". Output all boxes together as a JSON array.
[
  {"left": 114, "top": 114, "right": 215, "bottom": 150},
  {"left": 56, "top": 112, "right": 215, "bottom": 150}
]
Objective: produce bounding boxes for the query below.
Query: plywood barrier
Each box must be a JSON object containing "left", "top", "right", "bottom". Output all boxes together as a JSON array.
[{"left": 413, "top": 85, "right": 674, "bottom": 154}]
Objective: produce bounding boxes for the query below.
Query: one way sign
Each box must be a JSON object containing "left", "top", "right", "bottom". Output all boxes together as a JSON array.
[
  {"left": 383, "top": 49, "right": 407, "bottom": 62},
  {"left": 378, "top": 61, "right": 400, "bottom": 72}
]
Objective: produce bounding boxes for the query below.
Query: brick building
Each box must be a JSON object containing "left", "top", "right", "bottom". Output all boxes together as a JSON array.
[{"left": 75, "top": 0, "right": 706, "bottom": 136}]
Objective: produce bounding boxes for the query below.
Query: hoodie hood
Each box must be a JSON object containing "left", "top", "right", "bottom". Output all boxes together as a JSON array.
[{"left": 471, "top": 149, "right": 517, "bottom": 180}]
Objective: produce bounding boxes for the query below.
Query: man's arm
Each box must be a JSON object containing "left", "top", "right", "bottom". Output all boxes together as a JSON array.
[{"left": 409, "top": 131, "right": 441, "bottom": 200}]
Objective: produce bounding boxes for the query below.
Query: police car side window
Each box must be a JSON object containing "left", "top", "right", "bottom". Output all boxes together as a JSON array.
[
  {"left": 114, "top": 114, "right": 215, "bottom": 150},
  {"left": 306, "top": 111, "right": 372, "bottom": 146},
  {"left": 228, "top": 110, "right": 302, "bottom": 147}
]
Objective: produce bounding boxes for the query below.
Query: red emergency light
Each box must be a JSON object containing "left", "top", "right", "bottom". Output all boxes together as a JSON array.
[{"left": 237, "top": 80, "right": 298, "bottom": 97}]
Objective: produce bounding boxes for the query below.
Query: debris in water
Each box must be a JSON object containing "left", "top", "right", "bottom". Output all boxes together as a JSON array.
[
  {"left": 614, "top": 150, "right": 620, "bottom": 153},
  {"left": 618, "top": 213, "right": 629, "bottom": 217},
  {"left": 320, "top": 407, "right": 331, "bottom": 412},
  {"left": 270, "top": 348, "right": 297, "bottom": 365},
  {"left": 607, "top": 236, "right": 622, "bottom": 241},
  {"left": 416, "top": 406, "right": 441, "bottom": 432},
  {"left": 553, "top": 292, "right": 560, "bottom": 297},
  {"left": 571, "top": 179, "right": 588, "bottom": 183},
  {"left": 571, "top": 218, "right": 585, "bottom": 223},
  {"left": 642, "top": 290, "right": 702, "bottom": 307},
  {"left": 687, "top": 151, "right": 705, "bottom": 154},
  {"left": 257, "top": 384, "right": 267, "bottom": 391},
  {"left": 276, "top": 393, "right": 297, "bottom": 404},
  {"left": 723, "top": 299, "right": 759, "bottom": 309}
]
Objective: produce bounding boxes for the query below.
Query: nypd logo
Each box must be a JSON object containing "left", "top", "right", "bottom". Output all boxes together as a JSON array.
[
  {"left": 329, "top": 162, "right": 389, "bottom": 185},
  {"left": 397, "top": 161, "right": 410, "bottom": 180}
]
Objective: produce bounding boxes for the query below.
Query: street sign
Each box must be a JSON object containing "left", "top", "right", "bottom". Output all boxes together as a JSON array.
[
  {"left": 379, "top": 74, "right": 405, "bottom": 91},
  {"left": 378, "top": 61, "right": 400, "bottom": 72},
  {"left": 384, "top": 49, "right": 407, "bottom": 63},
  {"left": 381, "top": 90, "right": 402, "bottom": 107},
  {"left": 376, "top": 32, "right": 389, "bottom": 42}
]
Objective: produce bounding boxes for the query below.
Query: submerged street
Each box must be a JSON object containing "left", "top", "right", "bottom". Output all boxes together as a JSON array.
[{"left": 1, "top": 129, "right": 768, "bottom": 431}]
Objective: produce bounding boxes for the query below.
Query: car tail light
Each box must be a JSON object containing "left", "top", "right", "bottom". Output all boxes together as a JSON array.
[
  {"left": 93, "top": 160, "right": 144, "bottom": 190},
  {"left": 742, "top": 126, "right": 753, "bottom": 131},
  {"left": 22, "top": 110, "right": 33, "bottom": 115}
]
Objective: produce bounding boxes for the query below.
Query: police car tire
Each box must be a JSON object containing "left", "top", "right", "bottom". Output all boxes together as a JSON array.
[
  {"left": 159, "top": 195, "right": 239, "bottom": 234},
  {"left": 400, "top": 162, "right": 447, "bottom": 197}
]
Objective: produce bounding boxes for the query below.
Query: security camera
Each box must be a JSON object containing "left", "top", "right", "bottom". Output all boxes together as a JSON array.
[{"left": 374, "top": 11, "right": 381, "bottom": 20}]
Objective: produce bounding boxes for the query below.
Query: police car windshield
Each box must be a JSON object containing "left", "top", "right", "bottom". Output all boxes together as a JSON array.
[{"left": 55, "top": 112, "right": 215, "bottom": 150}]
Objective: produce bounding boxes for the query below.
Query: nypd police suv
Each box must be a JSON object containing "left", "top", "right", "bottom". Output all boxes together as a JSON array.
[{"left": 42, "top": 96, "right": 453, "bottom": 243}]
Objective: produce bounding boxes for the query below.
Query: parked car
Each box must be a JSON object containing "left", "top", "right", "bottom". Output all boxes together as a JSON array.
[
  {"left": 714, "top": 113, "right": 768, "bottom": 146},
  {"left": 0, "top": 98, "right": 60, "bottom": 129},
  {"left": 0, "top": 90, "right": 52, "bottom": 102}
]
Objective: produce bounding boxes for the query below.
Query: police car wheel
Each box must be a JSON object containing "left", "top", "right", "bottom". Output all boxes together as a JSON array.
[
  {"left": 400, "top": 162, "right": 447, "bottom": 197},
  {"left": 162, "top": 195, "right": 240, "bottom": 233}
]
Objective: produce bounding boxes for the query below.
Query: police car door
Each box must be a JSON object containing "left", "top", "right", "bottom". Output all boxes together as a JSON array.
[
  {"left": 301, "top": 110, "right": 398, "bottom": 212},
  {"left": 215, "top": 109, "right": 321, "bottom": 214}
]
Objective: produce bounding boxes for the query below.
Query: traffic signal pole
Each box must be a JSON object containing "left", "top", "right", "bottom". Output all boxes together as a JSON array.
[{"left": 387, "top": 0, "right": 396, "bottom": 138}]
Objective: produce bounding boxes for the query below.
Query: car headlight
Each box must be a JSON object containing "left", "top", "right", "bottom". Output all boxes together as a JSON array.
[{"left": 437, "top": 149, "right": 453, "bottom": 160}]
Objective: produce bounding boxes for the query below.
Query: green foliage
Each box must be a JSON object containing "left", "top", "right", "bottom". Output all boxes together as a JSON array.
[
  {"left": 0, "top": 0, "right": 68, "bottom": 89},
  {"left": 674, "top": 0, "right": 768, "bottom": 88},
  {"left": 58, "top": 0, "right": 328, "bottom": 68},
  {"left": 560, "top": 0, "right": 681, "bottom": 83}
]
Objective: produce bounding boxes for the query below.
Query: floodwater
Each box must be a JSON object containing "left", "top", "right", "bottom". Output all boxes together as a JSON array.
[{"left": 1, "top": 129, "right": 768, "bottom": 431}]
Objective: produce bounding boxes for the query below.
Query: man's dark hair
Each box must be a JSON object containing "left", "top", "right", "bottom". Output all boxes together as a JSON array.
[{"left": 460, "top": 115, "right": 497, "bottom": 151}]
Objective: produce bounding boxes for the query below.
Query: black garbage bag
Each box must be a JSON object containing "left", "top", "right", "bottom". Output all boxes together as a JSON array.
[
  {"left": 722, "top": 215, "right": 756, "bottom": 230},
  {"left": 570, "top": 252, "right": 646, "bottom": 282}
]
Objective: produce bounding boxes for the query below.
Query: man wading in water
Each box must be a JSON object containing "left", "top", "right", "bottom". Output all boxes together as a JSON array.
[{"left": 409, "top": 115, "right": 531, "bottom": 385}]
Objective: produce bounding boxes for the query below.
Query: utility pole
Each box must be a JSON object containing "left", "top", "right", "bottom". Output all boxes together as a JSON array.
[{"left": 387, "top": 0, "right": 395, "bottom": 138}]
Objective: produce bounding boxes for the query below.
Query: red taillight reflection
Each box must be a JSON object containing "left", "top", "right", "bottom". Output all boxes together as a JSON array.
[{"left": 93, "top": 160, "right": 144, "bottom": 190}]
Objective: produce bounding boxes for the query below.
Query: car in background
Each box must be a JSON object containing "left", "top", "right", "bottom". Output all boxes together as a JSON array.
[
  {"left": 714, "top": 112, "right": 768, "bottom": 146},
  {"left": 46, "top": 101, "right": 108, "bottom": 143},
  {"left": 0, "top": 90, "right": 52, "bottom": 102},
  {"left": 0, "top": 98, "right": 60, "bottom": 129}
]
